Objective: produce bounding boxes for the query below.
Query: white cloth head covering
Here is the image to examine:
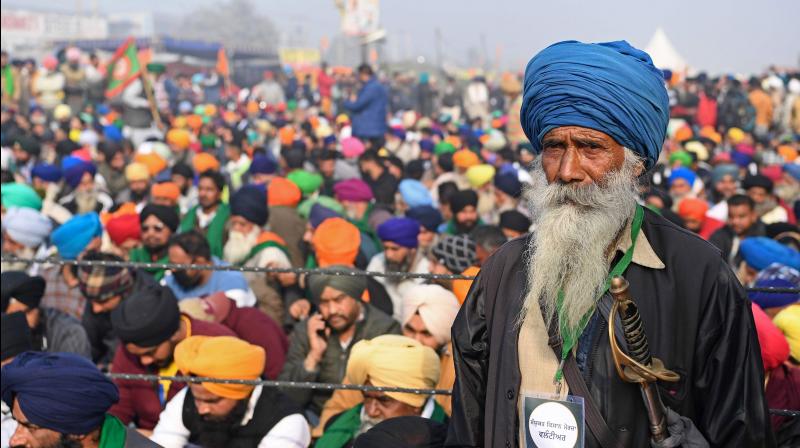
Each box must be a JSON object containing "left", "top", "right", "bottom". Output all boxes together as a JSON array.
[
  {"left": 2, "top": 207, "right": 52, "bottom": 248},
  {"left": 402, "top": 284, "right": 460, "bottom": 346}
]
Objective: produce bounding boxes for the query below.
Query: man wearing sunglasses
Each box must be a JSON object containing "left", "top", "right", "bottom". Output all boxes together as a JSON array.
[{"left": 129, "top": 204, "right": 180, "bottom": 281}]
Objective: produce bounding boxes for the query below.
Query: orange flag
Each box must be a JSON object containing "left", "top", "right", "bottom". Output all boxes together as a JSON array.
[{"left": 216, "top": 47, "right": 230, "bottom": 77}]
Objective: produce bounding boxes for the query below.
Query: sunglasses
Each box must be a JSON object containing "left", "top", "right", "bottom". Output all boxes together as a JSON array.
[{"left": 141, "top": 224, "right": 166, "bottom": 233}]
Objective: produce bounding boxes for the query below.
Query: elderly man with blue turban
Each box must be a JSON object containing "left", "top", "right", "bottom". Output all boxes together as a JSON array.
[
  {"left": 2, "top": 351, "right": 158, "bottom": 447},
  {"left": 448, "top": 41, "right": 772, "bottom": 448}
]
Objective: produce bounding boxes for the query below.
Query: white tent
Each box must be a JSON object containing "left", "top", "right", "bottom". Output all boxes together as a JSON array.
[{"left": 644, "top": 27, "right": 689, "bottom": 73}]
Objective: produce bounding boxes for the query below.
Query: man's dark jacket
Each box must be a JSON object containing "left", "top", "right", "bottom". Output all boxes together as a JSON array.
[{"left": 446, "top": 208, "right": 773, "bottom": 447}]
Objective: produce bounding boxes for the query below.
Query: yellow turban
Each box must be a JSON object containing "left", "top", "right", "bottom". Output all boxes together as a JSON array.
[
  {"left": 166, "top": 128, "right": 191, "bottom": 150},
  {"left": 453, "top": 149, "right": 480, "bottom": 169},
  {"left": 346, "top": 335, "right": 440, "bottom": 408},
  {"left": 134, "top": 153, "right": 167, "bottom": 177},
  {"left": 727, "top": 127, "right": 745, "bottom": 145},
  {"left": 125, "top": 162, "right": 150, "bottom": 182},
  {"left": 174, "top": 336, "right": 265, "bottom": 400},
  {"left": 774, "top": 304, "right": 800, "bottom": 362},
  {"left": 466, "top": 164, "right": 496, "bottom": 188}
]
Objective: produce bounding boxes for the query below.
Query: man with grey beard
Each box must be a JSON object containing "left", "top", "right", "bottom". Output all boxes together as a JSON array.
[{"left": 447, "top": 40, "right": 772, "bottom": 448}]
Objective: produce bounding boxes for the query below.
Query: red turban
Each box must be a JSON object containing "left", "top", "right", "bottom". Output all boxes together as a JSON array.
[{"left": 105, "top": 213, "right": 141, "bottom": 246}]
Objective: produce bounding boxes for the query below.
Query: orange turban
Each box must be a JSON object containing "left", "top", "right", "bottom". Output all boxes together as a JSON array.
[
  {"left": 268, "top": 177, "right": 302, "bottom": 207},
  {"left": 101, "top": 202, "right": 137, "bottom": 225},
  {"left": 677, "top": 198, "right": 709, "bottom": 222},
  {"left": 313, "top": 217, "right": 361, "bottom": 267},
  {"left": 453, "top": 149, "right": 480, "bottom": 169},
  {"left": 186, "top": 114, "right": 203, "bottom": 131},
  {"left": 674, "top": 126, "right": 693, "bottom": 143},
  {"left": 193, "top": 153, "right": 220, "bottom": 174},
  {"left": 246, "top": 101, "right": 259, "bottom": 115},
  {"left": 175, "top": 336, "right": 265, "bottom": 400},
  {"left": 151, "top": 182, "right": 180, "bottom": 202},
  {"left": 777, "top": 145, "right": 797, "bottom": 162},
  {"left": 125, "top": 162, "right": 150, "bottom": 182},
  {"left": 166, "top": 128, "right": 191, "bottom": 150},
  {"left": 452, "top": 266, "right": 480, "bottom": 305},
  {"left": 445, "top": 135, "right": 461, "bottom": 149},
  {"left": 134, "top": 153, "right": 167, "bottom": 177},
  {"left": 278, "top": 126, "right": 296, "bottom": 146},
  {"left": 699, "top": 125, "right": 722, "bottom": 145}
]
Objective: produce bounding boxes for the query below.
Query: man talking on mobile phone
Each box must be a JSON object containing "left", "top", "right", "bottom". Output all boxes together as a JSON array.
[{"left": 279, "top": 265, "right": 401, "bottom": 424}]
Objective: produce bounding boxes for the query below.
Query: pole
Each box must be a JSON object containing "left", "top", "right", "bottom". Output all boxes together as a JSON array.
[{"left": 139, "top": 64, "right": 163, "bottom": 132}]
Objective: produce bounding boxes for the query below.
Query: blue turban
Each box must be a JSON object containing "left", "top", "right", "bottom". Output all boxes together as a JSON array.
[
  {"left": 406, "top": 205, "right": 443, "bottom": 232},
  {"left": 103, "top": 125, "right": 123, "bottom": 143},
  {"left": 1, "top": 351, "right": 119, "bottom": 434},
  {"left": 740, "top": 237, "right": 800, "bottom": 271},
  {"left": 64, "top": 160, "right": 96, "bottom": 189},
  {"left": 748, "top": 263, "right": 800, "bottom": 309},
  {"left": 521, "top": 40, "right": 669, "bottom": 169},
  {"left": 669, "top": 167, "right": 696, "bottom": 188},
  {"left": 309, "top": 203, "right": 341, "bottom": 229},
  {"left": 730, "top": 150, "right": 752, "bottom": 168},
  {"left": 52, "top": 212, "right": 102, "bottom": 259},
  {"left": 323, "top": 135, "right": 337, "bottom": 146},
  {"left": 419, "top": 139, "right": 434, "bottom": 153},
  {"left": 249, "top": 154, "right": 278, "bottom": 175},
  {"left": 711, "top": 164, "right": 739, "bottom": 185},
  {"left": 377, "top": 217, "right": 420, "bottom": 248},
  {"left": 31, "top": 163, "right": 62, "bottom": 182},
  {"left": 785, "top": 163, "right": 800, "bottom": 181},
  {"left": 230, "top": 184, "right": 268, "bottom": 226},
  {"left": 494, "top": 172, "right": 523, "bottom": 198},
  {"left": 399, "top": 179, "right": 433, "bottom": 208}
]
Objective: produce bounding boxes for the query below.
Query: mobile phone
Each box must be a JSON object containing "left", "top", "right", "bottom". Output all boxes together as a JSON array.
[{"left": 315, "top": 315, "right": 331, "bottom": 340}]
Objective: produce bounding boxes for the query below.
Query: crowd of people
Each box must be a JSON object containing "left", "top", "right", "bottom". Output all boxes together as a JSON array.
[{"left": 0, "top": 42, "right": 799, "bottom": 448}]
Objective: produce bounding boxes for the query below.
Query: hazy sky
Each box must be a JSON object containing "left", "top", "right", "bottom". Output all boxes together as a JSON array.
[{"left": 8, "top": 0, "right": 800, "bottom": 74}]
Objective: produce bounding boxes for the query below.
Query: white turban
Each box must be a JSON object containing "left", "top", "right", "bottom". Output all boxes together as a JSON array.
[
  {"left": 2, "top": 207, "right": 52, "bottom": 248},
  {"left": 402, "top": 284, "right": 460, "bottom": 346}
]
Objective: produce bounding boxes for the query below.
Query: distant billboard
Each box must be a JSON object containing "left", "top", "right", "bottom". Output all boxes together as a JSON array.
[
  {"left": 339, "top": 0, "right": 380, "bottom": 37},
  {"left": 279, "top": 48, "right": 322, "bottom": 69}
]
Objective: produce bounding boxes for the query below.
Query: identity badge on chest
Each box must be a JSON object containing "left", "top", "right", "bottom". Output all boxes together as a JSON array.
[{"left": 520, "top": 393, "right": 585, "bottom": 448}]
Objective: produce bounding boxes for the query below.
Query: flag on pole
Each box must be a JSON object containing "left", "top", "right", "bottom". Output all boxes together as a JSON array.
[
  {"left": 216, "top": 47, "right": 230, "bottom": 77},
  {"left": 106, "top": 37, "right": 142, "bottom": 98}
]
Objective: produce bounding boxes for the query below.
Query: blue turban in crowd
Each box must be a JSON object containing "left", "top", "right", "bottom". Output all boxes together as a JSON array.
[
  {"left": 740, "top": 237, "right": 800, "bottom": 271},
  {"left": 669, "top": 167, "right": 697, "bottom": 187},
  {"left": 31, "top": 163, "right": 62, "bottom": 183},
  {"left": 1, "top": 351, "right": 119, "bottom": 434},
  {"left": 230, "top": 184, "right": 268, "bottom": 227},
  {"left": 419, "top": 139, "right": 435, "bottom": 153},
  {"left": 103, "top": 125, "right": 123, "bottom": 143},
  {"left": 309, "top": 203, "right": 342, "bottom": 229},
  {"left": 249, "top": 155, "right": 278, "bottom": 175},
  {"left": 710, "top": 164, "right": 739, "bottom": 185},
  {"left": 63, "top": 160, "right": 96, "bottom": 189},
  {"left": 398, "top": 179, "right": 433, "bottom": 208},
  {"left": 730, "top": 150, "right": 752, "bottom": 168},
  {"left": 406, "top": 205, "right": 443, "bottom": 232},
  {"left": 494, "top": 172, "right": 523, "bottom": 198},
  {"left": 377, "top": 217, "right": 420, "bottom": 248},
  {"left": 785, "top": 163, "right": 800, "bottom": 181},
  {"left": 51, "top": 212, "right": 102, "bottom": 259},
  {"left": 748, "top": 263, "right": 800, "bottom": 309},
  {"left": 521, "top": 40, "right": 669, "bottom": 169}
]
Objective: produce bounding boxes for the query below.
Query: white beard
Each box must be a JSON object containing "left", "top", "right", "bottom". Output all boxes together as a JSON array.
[
  {"left": 520, "top": 149, "right": 642, "bottom": 334},
  {"left": 223, "top": 227, "right": 261, "bottom": 265}
]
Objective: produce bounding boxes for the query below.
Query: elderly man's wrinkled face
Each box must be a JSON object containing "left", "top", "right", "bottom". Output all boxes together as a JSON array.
[
  {"left": 670, "top": 178, "right": 692, "bottom": 198},
  {"left": 383, "top": 242, "right": 415, "bottom": 273},
  {"left": 359, "top": 380, "right": 422, "bottom": 435},
  {"left": 540, "top": 126, "right": 627, "bottom": 186}
]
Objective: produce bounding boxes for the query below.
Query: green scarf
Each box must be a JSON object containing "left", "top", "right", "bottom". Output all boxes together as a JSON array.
[
  {"left": 2, "top": 65, "right": 14, "bottom": 98},
  {"left": 240, "top": 239, "right": 291, "bottom": 266},
  {"left": 180, "top": 203, "right": 230, "bottom": 258},
  {"left": 315, "top": 402, "right": 447, "bottom": 448},
  {"left": 129, "top": 247, "right": 168, "bottom": 281},
  {"left": 98, "top": 414, "right": 126, "bottom": 448}
]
